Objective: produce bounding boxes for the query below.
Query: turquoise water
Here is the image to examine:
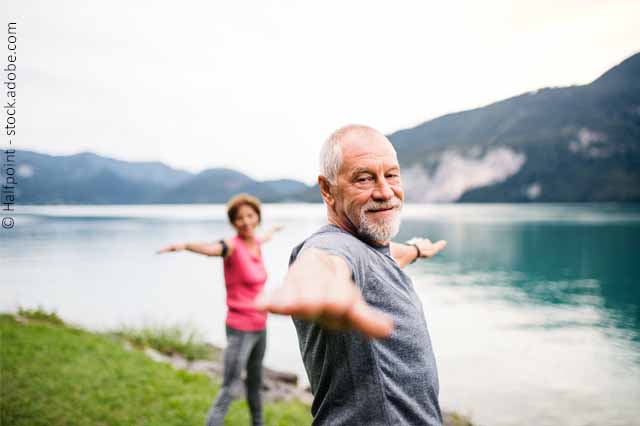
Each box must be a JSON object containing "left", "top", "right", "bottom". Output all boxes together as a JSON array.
[{"left": 2, "top": 204, "right": 639, "bottom": 426}]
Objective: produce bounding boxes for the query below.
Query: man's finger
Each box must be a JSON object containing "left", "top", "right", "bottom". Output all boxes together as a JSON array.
[
  {"left": 433, "top": 239, "right": 447, "bottom": 252},
  {"left": 426, "top": 240, "right": 447, "bottom": 257},
  {"left": 346, "top": 299, "right": 394, "bottom": 338},
  {"left": 255, "top": 285, "right": 292, "bottom": 313},
  {"left": 322, "top": 274, "right": 359, "bottom": 318},
  {"left": 255, "top": 284, "right": 314, "bottom": 316},
  {"left": 293, "top": 276, "right": 329, "bottom": 318},
  {"left": 254, "top": 291, "right": 269, "bottom": 310}
]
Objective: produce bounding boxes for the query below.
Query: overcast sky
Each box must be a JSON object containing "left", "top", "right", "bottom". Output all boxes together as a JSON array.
[{"left": 4, "top": 0, "right": 639, "bottom": 184}]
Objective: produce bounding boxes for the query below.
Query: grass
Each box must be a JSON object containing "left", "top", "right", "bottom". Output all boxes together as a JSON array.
[
  {"left": 111, "top": 322, "right": 218, "bottom": 361},
  {"left": 0, "top": 314, "right": 312, "bottom": 426}
]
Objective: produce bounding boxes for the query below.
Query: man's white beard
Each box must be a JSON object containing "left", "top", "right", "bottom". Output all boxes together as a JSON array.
[{"left": 357, "top": 201, "right": 402, "bottom": 243}]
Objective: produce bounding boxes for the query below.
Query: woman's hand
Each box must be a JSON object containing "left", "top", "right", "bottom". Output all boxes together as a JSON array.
[
  {"left": 156, "top": 243, "right": 186, "bottom": 254},
  {"left": 260, "top": 225, "right": 285, "bottom": 243}
]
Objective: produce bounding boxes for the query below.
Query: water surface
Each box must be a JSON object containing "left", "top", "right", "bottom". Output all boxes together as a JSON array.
[{"left": 2, "top": 203, "right": 639, "bottom": 426}]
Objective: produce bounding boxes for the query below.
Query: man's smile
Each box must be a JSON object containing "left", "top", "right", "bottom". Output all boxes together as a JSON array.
[
  {"left": 367, "top": 206, "right": 395, "bottom": 212},
  {"left": 365, "top": 206, "right": 399, "bottom": 218}
]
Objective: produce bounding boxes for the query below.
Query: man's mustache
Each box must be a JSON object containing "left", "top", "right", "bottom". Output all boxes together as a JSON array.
[{"left": 363, "top": 199, "right": 402, "bottom": 212}]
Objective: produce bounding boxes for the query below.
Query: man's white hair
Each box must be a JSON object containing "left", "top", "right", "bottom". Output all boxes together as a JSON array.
[
  {"left": 319, "top": 124, "right": 379, "bottom": 185},
  {"left": 319, "top": 132, "right": 343, "bottom": 185}
]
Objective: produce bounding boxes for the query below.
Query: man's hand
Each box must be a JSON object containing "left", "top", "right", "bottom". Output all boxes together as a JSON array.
[
  {"left": 255, "top": 248, "right": 393, "bottom": 339},
  {"left": 407, "top": 238, "right": 447, "bottom": 259},
  {"left": 390, "top": 238, "right": 447, "bottom": 268}
]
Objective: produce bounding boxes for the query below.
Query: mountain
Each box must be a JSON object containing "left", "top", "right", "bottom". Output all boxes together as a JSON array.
[
  {"left": 152, "top": 169, "right": 298, "bottom": 204},
  {"left": 6, "top": 150, "right": 309, "bottom": 204},
  {"left": 6, "top": 53, "right": 638, "bottom": 204},
  {"left": 387, "top": 52, "right": 640, "bottom": 202},
  {"left": 5, "top": 151, "right": 179, "bottom": 204},
  {"left": 263, "top": 179, "right": 309, "bottom": 197}
]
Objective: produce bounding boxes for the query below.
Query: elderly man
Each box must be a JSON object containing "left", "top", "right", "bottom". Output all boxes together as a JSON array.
[{"left": 257, "top": 124, "right": 446, "bottom": 425}]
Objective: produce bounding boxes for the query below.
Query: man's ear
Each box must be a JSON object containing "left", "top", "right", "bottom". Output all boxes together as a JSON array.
[{"left": 318, "top": 176, "right": 335, "bottom": 207}]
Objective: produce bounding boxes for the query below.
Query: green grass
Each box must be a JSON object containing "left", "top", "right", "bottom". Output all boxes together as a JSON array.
[
  {"left": 111, "top": 322, "right": 218, "bottom": 361},
  {"left": 0, "top": 314, "right": 312, "bottom": 426}
]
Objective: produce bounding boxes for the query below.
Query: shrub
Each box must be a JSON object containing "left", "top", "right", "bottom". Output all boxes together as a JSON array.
[
  {"left": 17, "top": 306, "right": 65, "bottom": 325},
  {"left": 113, "top": 322, "right": 217, "bottom": 361}
]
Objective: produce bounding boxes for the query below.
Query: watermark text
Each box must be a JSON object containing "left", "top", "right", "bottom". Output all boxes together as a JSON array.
[{"left": 2, "top": 21, "right": 17, "bottom": 229}]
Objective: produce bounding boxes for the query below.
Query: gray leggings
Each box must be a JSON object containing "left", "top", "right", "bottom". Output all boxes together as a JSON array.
[{"left": 205, "top": 326, "right": 267, "bottom": 426}]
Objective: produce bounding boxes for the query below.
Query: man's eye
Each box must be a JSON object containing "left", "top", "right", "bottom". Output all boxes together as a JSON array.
[{"left": 357, "top": 176, "right": 372, "bottom": 183}]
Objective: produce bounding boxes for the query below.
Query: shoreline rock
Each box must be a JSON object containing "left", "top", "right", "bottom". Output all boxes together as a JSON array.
[{"left": 139, "top": 345, "right": 314, "bottom": 405}]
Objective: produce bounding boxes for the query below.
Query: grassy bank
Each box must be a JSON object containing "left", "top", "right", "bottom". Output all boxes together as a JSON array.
[
  {"left": 1, "top": 311, "right": 473, "bottom": 426},
  {"left": 0, "top": 314, "right": 311, "bottom": 426}
]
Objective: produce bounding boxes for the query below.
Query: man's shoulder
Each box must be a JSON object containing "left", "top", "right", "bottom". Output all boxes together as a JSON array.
[
  {"left": 289, "top": 225, "right": 367, "bottom": 265},
  {"left": 298, "top": 224, "right": 366, "bottom": 250}
]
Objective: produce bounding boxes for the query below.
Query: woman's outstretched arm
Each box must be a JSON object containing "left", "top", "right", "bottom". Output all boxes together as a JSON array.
[{"left": 156, "top": 240, "right": 232, "bottom": 257}]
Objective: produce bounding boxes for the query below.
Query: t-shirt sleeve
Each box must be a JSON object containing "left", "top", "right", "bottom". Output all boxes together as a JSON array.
[{"left": 290, "top": 232, "right": 366, "bottom": 289}]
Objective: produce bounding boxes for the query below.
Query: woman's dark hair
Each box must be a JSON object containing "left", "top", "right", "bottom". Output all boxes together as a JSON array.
[{"left": 226, "top": 193, "right": 261, "bottom": 224}]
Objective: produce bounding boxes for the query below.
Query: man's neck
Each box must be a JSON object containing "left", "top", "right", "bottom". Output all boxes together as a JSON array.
[{"left": 327, "top": 210, "right": 357, "bottom": 237}]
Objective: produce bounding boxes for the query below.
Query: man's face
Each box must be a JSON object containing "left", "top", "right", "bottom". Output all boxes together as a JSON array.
[{"left": 332, "top": 131, "right": 404, "bottom": 244}]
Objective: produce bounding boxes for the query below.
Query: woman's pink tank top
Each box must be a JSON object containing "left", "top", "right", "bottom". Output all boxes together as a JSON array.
[{"left": 222, "top": 236, "right": 268, "bottom": 331}]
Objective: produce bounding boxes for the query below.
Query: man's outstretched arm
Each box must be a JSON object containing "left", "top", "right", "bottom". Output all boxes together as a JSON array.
[
  {"left": 255, "top": 248, "right": 393, "bottom": 338},
  {"left": 390, "top": 238, "right": 447, "bottom": 268}
]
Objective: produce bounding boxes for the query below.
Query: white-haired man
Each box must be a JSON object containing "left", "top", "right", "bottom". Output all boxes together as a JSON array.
[{"left": 257, "top": 125, "right": 446, "bottom": 425}]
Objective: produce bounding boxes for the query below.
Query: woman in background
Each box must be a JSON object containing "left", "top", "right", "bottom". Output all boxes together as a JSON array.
[{"left": 158, "top": 194, "right": 282, "bottom": 426}]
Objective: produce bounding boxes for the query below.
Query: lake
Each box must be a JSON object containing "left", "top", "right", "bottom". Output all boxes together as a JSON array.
[{"left": 2, "top": 203, "right": 639, "bottom": 426}]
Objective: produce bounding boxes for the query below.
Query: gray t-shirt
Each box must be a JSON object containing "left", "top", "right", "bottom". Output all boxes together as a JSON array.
[{"left": 289, "top": 224, "right": 442, "bottom": 426}]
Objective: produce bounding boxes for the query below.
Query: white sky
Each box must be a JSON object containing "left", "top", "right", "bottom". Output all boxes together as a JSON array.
[{"left": 4, "top": 0, "right": 640, "bottom": 184}]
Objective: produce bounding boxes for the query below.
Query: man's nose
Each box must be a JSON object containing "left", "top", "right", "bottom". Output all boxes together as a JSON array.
[{"left": 372, "top": 178, "right": 394, "bottom": 201}]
